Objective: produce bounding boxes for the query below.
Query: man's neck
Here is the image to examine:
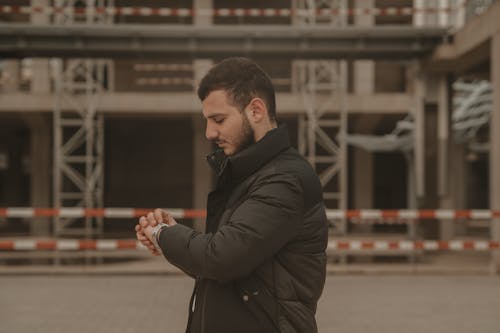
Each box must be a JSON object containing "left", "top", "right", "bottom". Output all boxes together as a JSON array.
[{"left": 254, "top": 122, "right": 278, "bottom": 142}]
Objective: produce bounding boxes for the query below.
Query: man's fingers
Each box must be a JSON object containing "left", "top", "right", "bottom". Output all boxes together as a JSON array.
[
  {"left": 159, "top": 210, "right": 177, "bottom": 226},
  {"left": 160, "top": 209, "right": 171, "bottom": 222},
  {"left": 146, "top": 242, "right": 156, "bottom": 252},
  {"left": 139, "top": 216, "right": 149, "bottom": 228},
  {"left": 136, "top": 232, "right": 148, "bottom": 241},
  {"left": 146, "top": 212, "right": 159, "bottom": 227},
  {"left": 139, "top": 237, "right": 152, "bottom": 246},
  {"left": 141, "top": 240, "right": 156, "bottom": 253},
  {"left": 135, "top": 220, "right": 160, "bottom": 256},
  {"left": 154, "top": 208, "right": 165, "bottom": 224},
  {"left": 136, "top": 232, "right": 151, "bottom": 245},
  {"left": 136, "top": 214, "right": 163, "bottom": 256}
]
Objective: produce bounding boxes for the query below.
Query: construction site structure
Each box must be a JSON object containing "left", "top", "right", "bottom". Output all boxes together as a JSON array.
[{"left": 0, "top": 0, "right": 499, "bottom": 272}]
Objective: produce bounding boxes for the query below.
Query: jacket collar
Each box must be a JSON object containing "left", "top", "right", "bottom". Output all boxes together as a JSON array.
[{"left": 206, "top": 124, "right": 291, "bottom": 185}]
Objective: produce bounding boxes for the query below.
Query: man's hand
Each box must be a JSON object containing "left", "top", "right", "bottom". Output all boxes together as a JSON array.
[
  {"left": 135, "top": 223, "right": 160, "bottom": 256},
  {"left": 135, "top": 208, "right": 178, "bottom": 256}
]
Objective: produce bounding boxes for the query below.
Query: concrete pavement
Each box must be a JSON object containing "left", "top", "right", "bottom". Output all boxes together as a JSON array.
[{"left": 1, "top": 275, "right": 499, "bottom": 333}]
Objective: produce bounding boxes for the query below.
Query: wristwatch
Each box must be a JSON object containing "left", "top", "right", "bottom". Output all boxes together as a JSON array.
[{"left": 151, "top": 222, "right": 169, "bottom": 252}]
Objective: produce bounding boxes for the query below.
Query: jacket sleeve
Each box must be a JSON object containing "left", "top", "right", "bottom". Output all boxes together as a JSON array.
[{"left": 157, "top": 173, "right": 303, "bottom": 282}]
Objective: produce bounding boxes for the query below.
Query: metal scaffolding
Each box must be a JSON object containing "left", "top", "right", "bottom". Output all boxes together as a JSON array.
[
  {"left": 293, "top": 0, "right": 348, "bottom": 235},
  {"left": 52, "top": 0, "right": 113, "bottom": 239},
  {"left": 452, "top": 80, "right": 492, "bottom": 152},
  {"left": 293, "top": 0, "right": 348, "bottom": 26}
]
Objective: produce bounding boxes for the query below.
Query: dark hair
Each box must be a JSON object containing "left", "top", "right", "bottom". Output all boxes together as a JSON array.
[{"left": 197, "top": 57, "right": 276, "bottom": 122}]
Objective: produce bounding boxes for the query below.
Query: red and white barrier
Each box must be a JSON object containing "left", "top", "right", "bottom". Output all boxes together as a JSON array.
[
  {"left": 0, "top": 239, "right": 498, "bottom": 252},
  {"left": 327, "top": 209, "right": 500, "bottom": 221},
  {"left": 0, "top": 239, "right": 140, "bottom": 251},
  {"left": 328, "top": 240, "right": 500, "bottom": 251},
  {"left": 0, "top": 6, "right": 464, "bottom": 18},
  {"left": 1, "top": 208, "right": 499, "bottom": 220},
  {"left": 0, "top": 208, "right": 206, "bottom": 219}
]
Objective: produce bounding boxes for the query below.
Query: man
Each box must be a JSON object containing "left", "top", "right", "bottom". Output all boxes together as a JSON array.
[{"left": 135, "top": 57, "right": 328, "bottom": 333}]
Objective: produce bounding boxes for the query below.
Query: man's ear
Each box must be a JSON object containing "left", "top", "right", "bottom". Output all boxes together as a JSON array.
[{"left": 246, "top": 98, "right": 267, "bottom": 123}]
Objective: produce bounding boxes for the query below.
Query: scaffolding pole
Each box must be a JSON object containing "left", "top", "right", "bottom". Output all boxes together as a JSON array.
[
  {"left": 52, "top": 1, "right": 113, "bottom": 245},
  {"left": 293, "top": 0, "right": 348, "bottom": 238}
]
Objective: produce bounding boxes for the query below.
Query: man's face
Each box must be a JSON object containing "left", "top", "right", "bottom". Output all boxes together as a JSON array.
[{"left": 202, "top": 90, "right": 255, "bottom": 156}]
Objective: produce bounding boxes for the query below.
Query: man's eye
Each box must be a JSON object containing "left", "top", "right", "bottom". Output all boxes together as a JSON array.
[{"left": 214, "top": 118, "right": 224, "bottom": 124}]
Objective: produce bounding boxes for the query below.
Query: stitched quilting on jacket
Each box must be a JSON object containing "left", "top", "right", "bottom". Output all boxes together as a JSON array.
[{"left": 158, "top": 125, "right": 328, "bottom": 333}]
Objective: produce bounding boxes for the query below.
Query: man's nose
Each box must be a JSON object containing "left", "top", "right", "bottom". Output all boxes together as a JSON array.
[{"left": 205, "top": 123, "right": 217, "bottom": 141}]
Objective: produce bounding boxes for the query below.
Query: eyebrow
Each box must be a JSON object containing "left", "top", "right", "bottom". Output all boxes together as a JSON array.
[{"left": 206, "top": 113, "right": 225, "bottom": 119}]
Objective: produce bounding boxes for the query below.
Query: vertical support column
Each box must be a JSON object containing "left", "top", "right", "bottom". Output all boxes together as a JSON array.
[
  {"left": 353, "top": 149, "right": 373, "bottom": 209},
  {"left": 425, "top": 0, "right": 438, "bottom": 26},
  {"left": 414, "top": 70, "right": 426, "bottom": 199},
  {"left": 405, "top": 67, "right": 427, "bottom": 210},
  {"left": 353, "top": 0, "right": 374, "bottom": 95},
  {"left": 353, "top": 0, "right": 374, "bottom": 232},
  {"left": 192, "top": 0, "right": 213, "bottom": 232},
  {"left": 31, "top": 0, "right": 50, "bottom": 94},
  {"left": 437, "top": 76, "right": 454, "bottom": 240},
  {"left": 29, "top": 0, "right": 51, "bottom": 237},
  {"left": 450, "top": 141, "right": 467, "bottom": 236},
  {"left": 405, "top": 151, "right": 417, "bottom": 263},
  {"left": 411, "top": 67, "right": 429, "bottom": 258},
  {"left": 339, "top": 60, "right": 348, "bottom": 223},
  {"left": 194, "top": 0, "right": 212, "bottom": 26},
  {"left": 413, "top": 0, "right": 426, "bottom": 27},
  {"left": 24, "top": 115, "right": 51, "bottom": 236},
  {"left": 438, "top": 0, "right": 450, "bottom": 27},
  {"left": 454, "top": 0, "right": 465, "bottom": 29},
  {"left": 490, "top": 32, "right": 500, "bottom": 274},
  {"left": 406, "top": 153, "right": 417, "bottom": 210}
]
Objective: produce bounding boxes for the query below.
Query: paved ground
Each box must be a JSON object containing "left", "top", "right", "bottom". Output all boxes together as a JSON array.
[{"left": 1, "top": 275, "right": 500, "bottom": 333}]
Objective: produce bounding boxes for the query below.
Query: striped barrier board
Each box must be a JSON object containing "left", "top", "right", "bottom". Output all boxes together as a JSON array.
[
  {"left": 328, "top": 240, "right": 500, "bottom": 251},
  {"left": 0, "top": 239, "right": 142, "bottom": 251},
  {"left": 0, "top": 208, "right": 206, "bottom": 219},
  {"left": 0, "top": 6, "right": 464, "bottom": 17},
  {"left": 1, "top": 208, "right": 499, "bottom": 221},
  {"left": 328, "top": 210, "right": 500, "bottom": 221},
  {"left": 0, "top": 240, "right": 498, "bottom": 251}
]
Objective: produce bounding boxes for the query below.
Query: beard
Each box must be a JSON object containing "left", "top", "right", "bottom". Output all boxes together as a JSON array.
[{"left": 233, "top": 113, "right": 255, "bottom": 155}]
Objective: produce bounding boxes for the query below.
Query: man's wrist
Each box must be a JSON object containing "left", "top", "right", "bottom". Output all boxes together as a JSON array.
[{"left": 151, "top": 222, "right": 169, "bottom": 251}]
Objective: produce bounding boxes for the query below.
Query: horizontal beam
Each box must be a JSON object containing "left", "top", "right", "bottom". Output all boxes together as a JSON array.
[
  {"left": 0, "top": 23, "right": 448, "bottom": 59},
  {"left": 0, "top": 92, "right": 412, "bottom": 114}
]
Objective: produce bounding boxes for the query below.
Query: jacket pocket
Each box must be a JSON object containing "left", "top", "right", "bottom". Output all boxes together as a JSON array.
[{"left": 234, "top": 276, "right": 281, "bottom": 333}]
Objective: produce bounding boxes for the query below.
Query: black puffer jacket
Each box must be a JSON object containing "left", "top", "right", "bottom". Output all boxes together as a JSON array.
[{"left": 158, "top": 125, "right": 328, "bottom": 333}]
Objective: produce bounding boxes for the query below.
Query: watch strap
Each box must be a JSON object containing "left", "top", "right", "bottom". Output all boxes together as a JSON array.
[{"left": 151, "top": 222, "right": 169, "bottom": 251}]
